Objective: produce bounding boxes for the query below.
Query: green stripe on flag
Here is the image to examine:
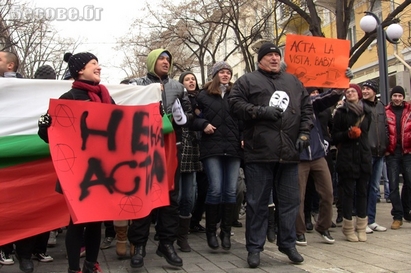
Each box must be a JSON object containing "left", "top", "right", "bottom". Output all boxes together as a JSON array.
[{"left": 0, "top": 135, "right": 50, "bottom": 168}]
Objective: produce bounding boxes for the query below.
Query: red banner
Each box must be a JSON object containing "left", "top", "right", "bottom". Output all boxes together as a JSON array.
[{"left": 48, "top": 99, "right": 172, "bottom": 223}]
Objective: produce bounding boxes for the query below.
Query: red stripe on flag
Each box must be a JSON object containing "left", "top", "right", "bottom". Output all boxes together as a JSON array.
[{"left": 0, "top": 158, "right": 70, "bottom": 245}]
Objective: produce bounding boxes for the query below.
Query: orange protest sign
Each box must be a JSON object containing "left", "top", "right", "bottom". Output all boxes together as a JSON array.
[
  {"left": 284, "top": 34, "right": 350, "bottom": 88},
  {"left": 48, "top": 99, "right": 172, "bottom": 224}
]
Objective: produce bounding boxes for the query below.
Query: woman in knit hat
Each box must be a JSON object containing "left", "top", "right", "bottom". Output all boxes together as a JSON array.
[
  {"left": 195, "top": 61, "right": 243, "bottom": 251},
  {"left": 331, "top": 83, "right": 372, "bottom": 243},
  {"left": 174, "top": 71, "right": 202, "bottom": 252},
  {"left": 38, "top": 52, "right": 114, "bottom": 273}
]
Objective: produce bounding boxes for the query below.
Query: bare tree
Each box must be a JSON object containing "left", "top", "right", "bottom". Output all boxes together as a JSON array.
[
  {"left": 115, "top": 0, "right": 228, "bottom": 84},
  {"left": 0, "top": 0, "right": 81, "bottom": 79},
  {"left": 117, "top": 0, "right": 278, "bottom": 84},
  {"left": 209, "top": 0, "right": 277, "bottom": 73},
  {"left": 148, "top": 0, "right": 232, "bottom": 84},
  {"left": 115, "top": 18, "right": 166, "bottom": 80},
  {"left": 277, "top": 0, "right": 411, "bottom": 67}
]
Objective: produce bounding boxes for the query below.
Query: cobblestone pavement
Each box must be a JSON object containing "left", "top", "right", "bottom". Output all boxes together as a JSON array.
[{"left": 2, "top": 194, "right": 411, "bottom": 272}]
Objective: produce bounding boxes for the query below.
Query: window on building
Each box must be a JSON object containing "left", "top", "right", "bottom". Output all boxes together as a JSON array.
[
  {"left": 408, "top": 21, "right": 411, "bottom": 44},
  {"left": 350, "top": 9, "right": 355, "bottom": 23},
  {"left": 347, "top": 25, "right": 357, "bottom": 47},
  {"left": 322, "top": 9, "right": 330, "bottom": 25}
]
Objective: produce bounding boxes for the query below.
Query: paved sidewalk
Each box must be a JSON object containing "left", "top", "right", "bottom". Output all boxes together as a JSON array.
[{"left": 2, "top": 198, "right": 411, "bottom": 273}]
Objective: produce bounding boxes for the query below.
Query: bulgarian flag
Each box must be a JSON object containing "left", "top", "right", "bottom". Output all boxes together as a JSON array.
[{"left": 0, "top": 79, "right": 176, "bottom": 245}]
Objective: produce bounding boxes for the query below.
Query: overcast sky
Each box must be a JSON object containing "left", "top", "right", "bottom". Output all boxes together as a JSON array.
[{"left": 28, "top": 0, "right": 155, "bottom": 84}]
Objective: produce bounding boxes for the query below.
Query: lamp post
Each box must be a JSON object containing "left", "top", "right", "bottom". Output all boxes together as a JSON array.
[{"left": 359, "top": 11, "right": 403, "bottom": 105}]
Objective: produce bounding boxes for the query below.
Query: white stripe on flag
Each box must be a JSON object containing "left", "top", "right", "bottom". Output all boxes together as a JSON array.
[{"left": 0, "top": 79, "right": 161, "bottom": 136}]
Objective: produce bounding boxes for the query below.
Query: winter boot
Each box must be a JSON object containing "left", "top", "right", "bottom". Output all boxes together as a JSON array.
[
  {"left": 205, "top": 204, "right": 220, "bottom": 249},
  {"left": 342, "top": 218, "right": 359, "bottom": 242},
  {"left": 82, "top": 260, "right": 102, "bottom": 273},
  {"left": 267, "top": 205, "right": 276, "bottom": 243},
  {"left": 177, "top": 215, "right": 192, "bottom": 252},
  {"left": 356, "top": 217, "right": 368, "bottom": 242},
  {"left": 220, "top": 203, "right": 236, "bottom": 250},
  {"left": 129, "top": 244, "right": 145, "bottom": 268},
  {"left": 114, "top": 225, "right": 128, "bottom": 258}
]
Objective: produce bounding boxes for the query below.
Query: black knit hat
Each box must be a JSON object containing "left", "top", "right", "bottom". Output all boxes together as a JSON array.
[
  {"left": 34, "top": 65, "right": 56, "bottom": 79},
  {"left": 179, "top": 71, "right": 200, "bottom": 91},
  {"left": 306, "top": 87, "right": 323, "bottom": 95},
  {"left": 67, "top": 52, "right": 98, "bottom": 79},
  {"left": 390, "top": 86, "right": 405, "bottom": 98},
  {"left": 258, "top": 43, "right": 282, "bottom": 62},
  {"left": 362, "top": 80, "right": 379, "bottom": 94}
]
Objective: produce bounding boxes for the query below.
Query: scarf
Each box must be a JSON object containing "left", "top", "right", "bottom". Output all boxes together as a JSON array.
[
  {"left": 220, "top": 84, "right": 228, "bottom": 98},
  {"left": 345, "top": 100, "right": 364, "bottom": 127},
  {"left": 345, "top": 100, "right": 364, "bottom": 116},
  {"left": 72, "top": 80, "right": 112, "bottom": 104}
]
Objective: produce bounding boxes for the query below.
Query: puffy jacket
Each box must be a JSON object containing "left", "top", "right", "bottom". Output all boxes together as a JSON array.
[
  {"left": 228, "top": 68, "right": 313, "bottom": 163},
  {"left": 195, "top": 88, "right": 243, "bottom": 160},
  {"left": 385, "top": 101, "right": 411, "bottom": 154},
  {"left": 332, "top": 102, "right": 372, "bottom": 178},
  {"left": 362, "top": 98, "right": 388, "bottom": 157}
]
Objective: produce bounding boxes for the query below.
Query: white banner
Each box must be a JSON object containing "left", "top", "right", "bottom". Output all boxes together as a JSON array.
[{"left": 0, "top": 79, "right": 161, "bottom": 136}]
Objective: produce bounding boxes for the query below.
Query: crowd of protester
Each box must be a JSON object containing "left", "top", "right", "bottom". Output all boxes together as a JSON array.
[{"left": 1, "top": 42, "right": 411, "bottom": 273}]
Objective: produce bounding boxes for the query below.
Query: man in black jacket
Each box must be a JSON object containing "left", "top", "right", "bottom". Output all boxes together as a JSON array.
[
  {"left": 229, "top": 43, "right": 313, "bottom": 267},
  {"left": 361, "top": 80, "right": 388, "bottom": 233}
]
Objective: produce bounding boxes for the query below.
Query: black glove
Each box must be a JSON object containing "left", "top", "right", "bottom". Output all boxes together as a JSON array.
[
  {"left": 38, "top": 113, "right": 52, "bottom": 128},
  {"left": 296, "top": 133, "right": 310, "bottom": 153},
  {"left": 257, "top": 106, "right": 283, "bottom": 121}
]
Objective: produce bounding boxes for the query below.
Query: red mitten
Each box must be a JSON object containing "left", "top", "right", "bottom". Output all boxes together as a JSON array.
[{"left": 348, "top": 126, "right": 362, "bottom": 139}]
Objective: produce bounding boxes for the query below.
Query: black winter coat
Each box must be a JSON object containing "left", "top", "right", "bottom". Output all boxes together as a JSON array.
[
  {"left": 228, "top": 69, "right": 313, "bottom": 163},
  {"left": 362, "top": 98, "right": 388, "bottom": 157},
  {"left": 332, "top": 102, "right": 372, "bottom": 178},
  {"left": 195, "top": 89, "right": 243, "bottom": 160}
]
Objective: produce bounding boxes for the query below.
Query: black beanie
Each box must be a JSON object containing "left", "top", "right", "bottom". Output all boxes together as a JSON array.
[
  {"left": 362, "top": 80, "right": 379, "bottom": 94},
  {"left": 179, "top": 71, "right": 200, "bottom": 91},
  {"left": 390, "top": 86, "right": 405, "bottom": 98},
  {"left": 258, "top": 43, "right": 282, "bottom": 62},
  {"left": 68, "top": 52, "right": 98, "bottom": 79},
  {"left": 34, "top": 65, "right": 56, "bottom": 79},
  {"left": 306, "top": 87, "right": 322, "bottom": 95}
]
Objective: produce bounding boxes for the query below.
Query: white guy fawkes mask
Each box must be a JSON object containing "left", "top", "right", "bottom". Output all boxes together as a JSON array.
[{"left": 269, "top": 90, "right": 289, "bottom": 112}]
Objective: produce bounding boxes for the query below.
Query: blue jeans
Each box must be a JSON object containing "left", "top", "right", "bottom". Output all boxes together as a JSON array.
[
  {"left": 367, "top": 156, "right": 384, "bottom": 224},
  {"left": 382, "top": 160, "right": 390, "bottom": 199},
  {"left": 386, "top": 151, "right": 411, "bottom": 220},
  {"left": 202, "top": 156, "right": 241, "bottom": 204},
  {"left": 178, "top": 172, "right": 197, "bottom": 217},
  {"left": 245, "top": 162, "right": 299, "bottom": 252}
]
